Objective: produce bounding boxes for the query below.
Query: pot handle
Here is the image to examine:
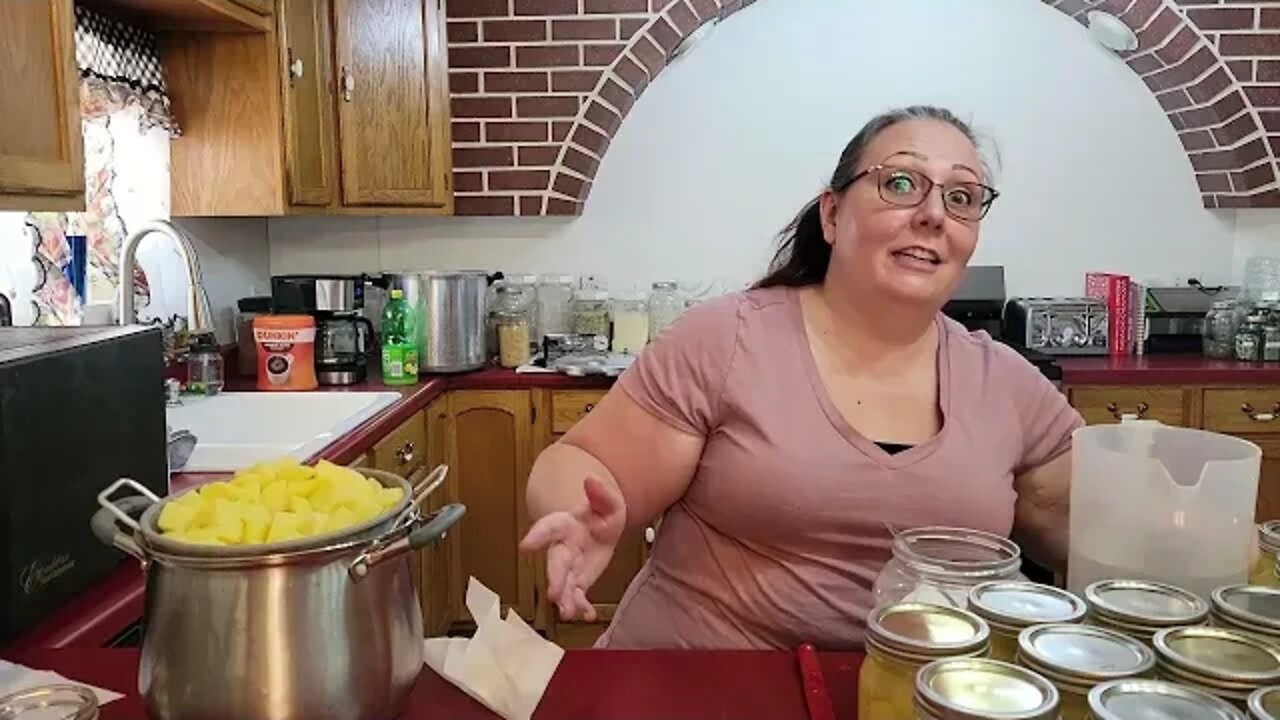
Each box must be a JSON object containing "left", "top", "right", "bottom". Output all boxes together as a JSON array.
[
  {"left": 90, "top": 494, "right": 155, "bottom": 564},
  {"left": 349, "top": 503, "right": 466, "bottom": 581}
]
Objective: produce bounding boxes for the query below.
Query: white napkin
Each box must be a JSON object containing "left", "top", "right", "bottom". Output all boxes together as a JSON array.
[
  {"left": 0, "top": 659, "right": 124, "bottom": 706},
  {"left": 424, "top": 577, "right": 564, "bottom": 720}
]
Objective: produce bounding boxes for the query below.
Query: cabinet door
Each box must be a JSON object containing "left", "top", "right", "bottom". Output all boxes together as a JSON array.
[
  {"left": 0, "top": 0, "right": 83, "bottom": 206},
  {"left": 332, "top": 0, "right": 450, "bottom": 207},
  {"left": 279, "top": 0, "right": 336, "bottom": 206},
  {"left": 448, "top": 390, "right": 536, "bottom": 622},
  {"left": 419, "top": 396, "right": 459, "bottom": 636}
]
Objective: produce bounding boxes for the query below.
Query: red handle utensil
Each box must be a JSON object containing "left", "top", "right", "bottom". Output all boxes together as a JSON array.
[{"left": 796, "top": 642, "right": 836, "bottom": 720}]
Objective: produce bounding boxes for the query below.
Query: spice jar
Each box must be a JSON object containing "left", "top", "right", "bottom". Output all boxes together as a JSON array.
[
  {"left": 648, "top": 281, "right": 683, "bottom": 339},
  {"left": 859, "top": 602, "right": 990, "bottom": 720},
  {"left": 1152, "top": 626, "right": 1280, "bottom": 706},
  {"left": 966, "top": 581, "right": 1086, "bottom": 663},
  {"left": 1083, "top": 579, "right": 1209, "bottom": 646},
  {"left": 0, "top": 684, "right": 99, "bottom": 720},
  {"left": 611, "top": 294, "right": 649, "bottom": 354},
  {"left": 1250, "top": 686, "right": 1280, "bottom": 720},
  {"left": 1253, "top": 522, "right": 1280, "bottom": 587},
  {"left": 1088, "top": 679, "right": 1246, "bottom": 720},
  {"left": 186, "top": 332, "right": 224, "bottom": 395},
  {"left": 1211, "top": 585, "right": 1280, "bottom": 643},
  {"left": 914, "top": 658, "right": 1059, "bottom": 720},
  {"left": 1238, "top": 313, "right": 1267, "bottom": 362},
  {"left": 571, "top": 289, "right": 611, "bottom": 336},
  {"left": 872, "top": 526, "right": 1027, "bottom": 609},
  {"left": 536, "top": 274, "right": 576, "bottom": 338},
  {"left": 1016, "top": 623, "right": 1155, "bottom": 720}
]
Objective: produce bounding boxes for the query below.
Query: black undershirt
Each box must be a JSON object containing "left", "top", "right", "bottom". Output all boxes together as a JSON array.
[{"left": 874, "top": 441, "right": 914, "bottom": 455}]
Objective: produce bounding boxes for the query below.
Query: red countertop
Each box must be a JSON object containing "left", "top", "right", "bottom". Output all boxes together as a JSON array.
[
  {"left": 6, "top": 648, "right": 866, "bottom": 720},
  {"left": 1058, "top": 353, "right": 1280, "bottom": 386}
]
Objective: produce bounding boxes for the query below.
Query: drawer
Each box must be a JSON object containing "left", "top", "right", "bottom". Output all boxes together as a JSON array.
[
  {"left": 551, "top": 390, "right": 607, "bottom": 434},
  {"left": 371, "top": 411, "right": 428, "bottom": 478},
  {"left": 1069, "top": 387, "right": 1191, "bottom": 426},
  {"left": 1204, "top": 389, "right": 1280, "bottom": 435}
]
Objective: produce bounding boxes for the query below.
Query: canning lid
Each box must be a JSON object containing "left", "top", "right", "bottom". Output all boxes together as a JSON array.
[
  {"left": 0, "top": 684, "right": 99, "bottom": 720},
  {"left": 1212, "top": 585, "right": 1280, "bottom": 636},
  {"left": 1087, "top": 679, "right": 1245, "bottom": 720},
  {"left": 1260, "top": 522, "right": 1280, "bottom": 556},
  {"left": 891, "top": 526, "right": 1022, "bottom": 583},
  {"left": 866, "top": 602, "right": 990, "bottom": 664},
  {"left": 1250, "top": 686, "right": 1280, "bottom": 720},
  {"left": 1152, "top": 626, "right": 1280, "bottom": 701},
  {"left": 1016, "top": 623, "right": 1155, "bottom": 692},
  {"left": 914, "top": 658, "right": 1059, "bottom": 720},
  {"left": 1084, "top": 579, "right": 1210, "bottom": 630},
  {"left": 968, "top": 581, "right": 1086, "bottom": 633}
]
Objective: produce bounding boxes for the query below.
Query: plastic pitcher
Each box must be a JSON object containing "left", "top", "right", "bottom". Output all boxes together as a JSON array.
[{"left": 1068, "top": 420, "right": 1261, "bottom": 600}]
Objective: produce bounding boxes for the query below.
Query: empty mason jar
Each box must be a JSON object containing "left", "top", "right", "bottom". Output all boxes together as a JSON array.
[{"left": 872, "top": 526, "right": 1027, "bottom": 609}]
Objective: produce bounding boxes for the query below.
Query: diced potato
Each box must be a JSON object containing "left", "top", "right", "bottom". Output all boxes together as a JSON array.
[
  {"left": 278, "top": 464, "right": 316, "bottom": 484},
  {"left": 287, "top": 478, "right": 320, "bottom": 498},
  {"left": 377, "top": 487, "right": 405, "bottom": 508},
  {"left": 326, "top": 506, "right": 358, "bottom": 533},
  {"left": 312, "top": 512, "right": 330, "bottom": 533},
  {"left": 290, "top": 496, "right": 314, "bottom": 533},
  {"left": 184, "top": 527, "right": 226, "bottom": 545},
  {"left": 243, "top": 516, "right": 269, "bottom": 544},
  {"left": 261, "top": 481, "right": 289, "bottom": 513},
  {"left": 231, "top": 472, "right": 265, "bottom": 488},
  {"left": 212, "top": 498, "right": 244, "bottom": 528},
  {"left": 173, "top": 490, "right": 202, "bottom": 506},
  {"left": 347, "top": 497, "right": 382, "bottom": 524},
  {"left": 211, "top": 520, "right": 243, "bottom": 544},
  {"left": 266, "top": 512, "right": 304, "bottom": 543},
  {"left": 365, "top": 476, "right": 384, "bottom": 493},
  {"left": 310, "top": 483, "right": 338, "bottom": 513},
  {"left": 158, "top": 501, "right": 199, "bottom": 533}
]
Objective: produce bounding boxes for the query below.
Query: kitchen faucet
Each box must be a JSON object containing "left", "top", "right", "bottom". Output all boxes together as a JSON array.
[{"left": 118, "top": 219, "right": 213, "bottom": 334}]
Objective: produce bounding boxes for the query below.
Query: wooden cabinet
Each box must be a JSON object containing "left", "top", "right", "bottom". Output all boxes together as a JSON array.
[
  {"left": 419, "top": 396, "right": 459, "bottom": 637},
  {"left": 532, "top": 389, "right": 651, "bottom": 648},
  {"left": 164, "top": 0, "right": 452, "bottom": 216},
  {"left": 89, "top": 0, "right": 272, "bottom": 31},
  {"left": 0, "top": 0, "right": 84, "bottom": 211},
  {"left": 1069, "top": 386, "right": 1197, "bottom": 426},
  {"left": 446, "top": 390, "right": 537, "bottom": 623}
]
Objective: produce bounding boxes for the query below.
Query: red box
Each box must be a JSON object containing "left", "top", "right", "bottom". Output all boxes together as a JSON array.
[{"left": 1086, "top": 272, "right": 1132, "bottom": 356}]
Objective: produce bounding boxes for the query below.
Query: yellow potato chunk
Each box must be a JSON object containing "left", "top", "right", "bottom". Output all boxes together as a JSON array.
[
  {"left": 287, "top": 478, "right": 320, "bottom": 498},
  {"left": 377, "top": 487, "right": 405, "bottom": 508},
  {"left": 158, "top": 501, "right": 199, "bottom": 533},
  {"left": 200, "top": 481, "right": 241, "bottom": 502},
  {"left": 266, "top": 511, "right": 304, "bottom": 543},
  {"left": 243, "top": 516, "right": 269, "bottom": 544},
  {"left": 261, "top": 481, "right": 289, "bottom": 513},
  {"left": 326, "top": 506, "right": 359, "bottom": 533},
  {"left": 183, "top": 527, "right": 226, "bottom": 545}
]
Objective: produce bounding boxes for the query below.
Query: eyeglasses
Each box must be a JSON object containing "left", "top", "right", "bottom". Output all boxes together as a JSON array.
[{"left": 846, "top": 164, "right": 999, "bottom": 221}]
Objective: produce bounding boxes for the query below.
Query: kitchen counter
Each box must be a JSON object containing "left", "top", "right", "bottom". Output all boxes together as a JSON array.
[
  {"left": 1059, "top": 353, "right": 1280, "bottom": 386},
  {"left": 6, "top": 647, "right": 865, "bottom": 720}
]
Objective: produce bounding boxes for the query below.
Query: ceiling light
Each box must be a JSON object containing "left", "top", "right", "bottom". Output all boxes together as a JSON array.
[{"left": 1087, "top": 11, "right": 1139, "bottom": 53}]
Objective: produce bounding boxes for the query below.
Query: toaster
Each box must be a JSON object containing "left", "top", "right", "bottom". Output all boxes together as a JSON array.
[{"left": 1002, "top": 297, "right": 1110, "bottom": 355}]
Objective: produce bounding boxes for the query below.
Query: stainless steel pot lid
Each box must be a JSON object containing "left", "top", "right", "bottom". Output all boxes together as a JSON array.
[
  {"left": 1017, "top": 624, "right": 1154, "bottom": 688},
  {"left": 1087, "top": 679, "right": 1245, "bottom": 720},
  {"left": 967, "top": 581, "right": 1086, "bottom": 630},
  {"left": 1084, "top": 579, "right": 1209, "bottom": 627}
]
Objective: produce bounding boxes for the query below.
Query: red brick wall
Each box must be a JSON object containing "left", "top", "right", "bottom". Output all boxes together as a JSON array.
[{"left": 449, "top": 0, "right": 1280, "bottom": 215}]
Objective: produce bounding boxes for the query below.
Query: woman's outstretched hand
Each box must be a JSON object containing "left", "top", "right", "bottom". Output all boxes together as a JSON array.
[{"left": 519, "top": 475, "right": 626, "bottom": 622}]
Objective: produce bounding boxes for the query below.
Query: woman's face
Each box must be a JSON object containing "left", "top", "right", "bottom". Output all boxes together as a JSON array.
[{"left": 819, "top": 119, "right": 986, "bottom": 309}]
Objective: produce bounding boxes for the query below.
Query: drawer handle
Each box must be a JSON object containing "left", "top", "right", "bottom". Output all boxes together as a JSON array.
[
  {"left": 396, "top": 441, "right": 415, "bottom": 465},
  {"left": 1241, "top": 403, "right": 1280, "bottom": 422},
  {"left": 1106, "top": 401, "right": 1148, "bottom": 421},
  {"left": 644, "top": 525, "right": 655, "bottom": 545},
  {"left": 583, "top": 403, "right": 595, "bottom": 414}
]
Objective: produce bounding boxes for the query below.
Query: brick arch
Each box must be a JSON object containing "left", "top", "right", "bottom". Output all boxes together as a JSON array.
[{"left": 446, "top": 0, "right": 1280, "bottom": 215}]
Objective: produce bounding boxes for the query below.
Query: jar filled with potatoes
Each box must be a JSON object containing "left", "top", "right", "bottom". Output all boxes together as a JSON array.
[{"left": 157, "top": 458, "right": 405, "bottom": 547}]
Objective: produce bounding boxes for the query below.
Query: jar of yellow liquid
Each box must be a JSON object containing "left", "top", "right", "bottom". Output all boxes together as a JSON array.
[
  {"left": 1083, "top": 579, "right": 1209, "bottom": 647},
  {"left": 914, "top": 658, "right": 1059, "bottom": 720},
  {"left": 1251, "top": 522, "right": 1280, "bottom": 587},
  {"left": 859, "top": 603, "right": 989, "bottom": 720},
  {"left": 1016, "top": 623, "right": 1155, "bottom": 720},
  {"left": 1211, "top": 585, "right": 1280, "bottom": 646},
  {"left": 1153, "top": 626, "right": 1280, "bottom": 707},
  {"left": 967, "top": 581, "right": 1086, "bottom": 663},
  {"left": 1089, "top": 679, "right": 1246, "bottom": 720}
]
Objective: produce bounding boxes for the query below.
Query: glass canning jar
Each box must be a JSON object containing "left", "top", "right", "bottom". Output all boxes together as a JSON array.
[
  {"left": 1152, "top": 626, "right": 1280, "bottom": 707},
  {"left": 1016, "top": 623, "right": 1155, "bottom": 720},
  {"left": 966, "top": 581, "right": 1086, "bottom": 663},
  {"left": 858, "top": 602, "right": 990, "bottom": 720},
  {"left": 873, "top": 526, "right": 1026, "bottom": 609},
  {"left": 1210, "top": 585, "right": 1280, "bottom": 646},
  {"left": 1083, "top": 579, "right": 1209, "bottom": 647},
  {"left": 914, "top": 658, "right": 1059, "bottom": 720},
  {"left": 1252, "top": 522, "right": 1280, "bottom": 588},
  {"left": 1088, "top": 679, "right": 1246, "bottom": 720}
]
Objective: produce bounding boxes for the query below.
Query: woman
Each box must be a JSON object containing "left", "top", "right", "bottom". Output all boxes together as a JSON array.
[{"left": 520, "top": 106, "right": 1083, "bottom": 650}]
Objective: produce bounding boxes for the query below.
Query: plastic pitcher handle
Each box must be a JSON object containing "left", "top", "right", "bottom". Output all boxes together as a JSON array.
[
  {"left": 1241, "top": 402, "right": 1280, "bottom": 422},
  {"left": 1107, "top": 401, "right": 1148, "bottom": 421}
]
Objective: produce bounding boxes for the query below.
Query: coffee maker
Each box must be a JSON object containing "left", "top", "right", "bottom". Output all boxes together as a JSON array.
[{"left": 271, "top": 275, "right": 373, "bottom": 385}]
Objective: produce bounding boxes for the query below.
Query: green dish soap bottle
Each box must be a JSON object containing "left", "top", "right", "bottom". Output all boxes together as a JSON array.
[{"left": 381, "top": 288, "right": 419, "bottom": 386}]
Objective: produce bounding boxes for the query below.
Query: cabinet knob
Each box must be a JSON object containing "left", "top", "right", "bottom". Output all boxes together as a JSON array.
[
  {"left": 583, "top": 403, "right": 595, "bottom": 413},
  {"left": 396, "top": 440, "right": 415, "bottom": 465},
  {"left": 1106, "top": 401, "right": 1148, "bottom": 421},
  {"left": 289, "top": 56, "right": 305, "bottom": 81},
  {"left": 1241, "top": 402, "right": 1280, "bottom": 422},
  {"left": 340, "top": 66, "right": 354, "bottom": 102}
]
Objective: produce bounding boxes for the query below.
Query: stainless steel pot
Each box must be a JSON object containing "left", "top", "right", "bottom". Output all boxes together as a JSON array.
[
  {"left": 383, "top": 271, "right": 490, "bottom": 373},
  {"left": 90, "top": 470, "right": 465, "bottom": 720}
]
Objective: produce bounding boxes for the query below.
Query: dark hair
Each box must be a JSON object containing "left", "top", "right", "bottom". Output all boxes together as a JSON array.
[{"left": 754, "top": 105, "right": 985, "bottom": 289}]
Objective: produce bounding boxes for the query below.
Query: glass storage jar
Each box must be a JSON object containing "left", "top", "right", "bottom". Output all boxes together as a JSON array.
[
  {"left": 489, "top": 284, "right": 534, "bottom": 367},
  {"left": 611, "top": 294, "right": 649, "bottom": 354},
  {"left": 186, "top": 333, "right": 224, "bottom": 395},
  {"left": 1210, "top": 585, "right": 1280, "bottom": 644},
  {"left": 966, "top": 581, "right": 1087, "bottom": 663},
  {"left": 1206, "top": 300, "right": 1239, "bottom": 360},
  {"left": 1250, "top": 686, "right": 1280, "bottom": 720},
  {"left": 1016, "top": 623, "right": 1155, "bottom": 720},
  {"left": 873, "top": 526, "right": 1026, "bottom": 609},
  {"left": 0, "top": 684, "right": 99, "bottom": 720},
  {"left": 1083, "top": 579, "right": 1210, "bottom": 647},
  {"left": 859, "top": 602, "right": 990, "bottom": 720},
  {"left": 1238, "top": 313, "right": 1267, "bottom": 362},
  {"left": 571, "top": 289, "right": 611, "bottom": 336},
  {"left": 914, "top": 658, "right": 1059, "bottom": 720},
  {"left": 648, "top": 281, "right": 683, "bottom": 339},
  {"left": 536, "top": 274, "right": 576, "bottom": 339},
  {"left": 1089, "top": 679, "right": 1246, "bottom": 720},
  {"left": 1252, "top": 522, "right": 1280, "bottom": 588},
  {"left": 1152, "top": 626, "right": 1280, "bottom": 706}
]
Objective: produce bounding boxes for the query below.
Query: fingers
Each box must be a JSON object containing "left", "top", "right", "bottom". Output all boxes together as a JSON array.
[
  {"left": 545, "top": 543, "right": 575, "bottom": 603},
  {"left": 519, "top": 512, "right": 578, "bottom": 552},
  {"left": 583, "top": 475, "right": 623, "bottom": 521},
  {"left": 575, "top": 586, "right": 597, "bottom": 622}
]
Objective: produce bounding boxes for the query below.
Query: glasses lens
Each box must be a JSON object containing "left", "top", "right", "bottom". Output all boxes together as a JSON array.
[
  {"left": 942, "top": 182, "right": 993, "bottom": 220},
  {"left": 877, "top": 167, "right": 929, "bottom": 207}
]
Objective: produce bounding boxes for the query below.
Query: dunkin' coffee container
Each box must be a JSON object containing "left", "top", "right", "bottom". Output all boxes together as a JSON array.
[{"left": 253, "top": 314, "right": 318, "bottom": 391}]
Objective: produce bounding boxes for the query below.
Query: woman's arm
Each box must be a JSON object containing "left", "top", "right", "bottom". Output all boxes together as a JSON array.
[{"left": 1011, "top": 450, "right": 1071, "bottom": 573}]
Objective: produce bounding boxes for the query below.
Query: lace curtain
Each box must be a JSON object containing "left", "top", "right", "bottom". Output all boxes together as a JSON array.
[{"left": 23, "top": 5, "right": 180, "bottom": 325}]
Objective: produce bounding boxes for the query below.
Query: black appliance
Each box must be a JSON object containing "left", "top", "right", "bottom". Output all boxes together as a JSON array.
[
  {"left": 271, "top": 275, "right": 374, "bottom": 386},
  {"left": 942, "top": 266, "right": 1063, "bottom": 384},
  {"left": 0, "top": 326, "right": 168, "bottom": 644}
]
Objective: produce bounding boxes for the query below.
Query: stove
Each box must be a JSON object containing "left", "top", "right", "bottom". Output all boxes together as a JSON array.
[{"left": 942, "top": 266, "right": 1064, "bottom": 386}]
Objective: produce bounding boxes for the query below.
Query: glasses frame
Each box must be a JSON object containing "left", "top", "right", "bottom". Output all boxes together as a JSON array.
[{"left": 845, "top": 164, "right": 1000, "bottom": 222}]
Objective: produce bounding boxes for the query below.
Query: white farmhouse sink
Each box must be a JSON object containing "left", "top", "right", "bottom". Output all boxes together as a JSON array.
[{"left": 166, "top": 391, "right": 400, "bottom": 472}]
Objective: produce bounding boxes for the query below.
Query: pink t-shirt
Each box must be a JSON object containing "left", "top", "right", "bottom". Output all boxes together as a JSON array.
[{"left": 598, "top": 286, "right": 1083, "bottom": 650}]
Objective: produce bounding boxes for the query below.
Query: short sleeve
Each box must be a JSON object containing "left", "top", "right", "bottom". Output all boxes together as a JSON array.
[
  {"left": 616, "top": 293, "right": 742, "bottom": 437},
  {"left": 991, "top": 344, "right": 1085, "bottom": 473}
]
